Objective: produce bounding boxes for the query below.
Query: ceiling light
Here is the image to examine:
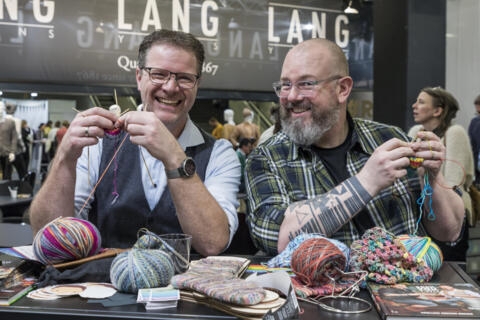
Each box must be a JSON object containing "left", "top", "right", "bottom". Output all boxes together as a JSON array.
[
  {"left": 344, "top": 1, "right": 359, "bottom": 14},
  {"left": 30, "top": 92, "right": 38, "bottom": 98},
  {"left": 0, "top": 91, "right": 3, "bottom": 96}
]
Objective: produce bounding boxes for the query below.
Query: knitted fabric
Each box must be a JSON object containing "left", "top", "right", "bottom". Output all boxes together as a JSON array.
[
  {"left": 170, "top": 257, "right": 266, "bottom": 306},
  {"left": 349, "top": 227, "right": 434, "bottom": 284}
]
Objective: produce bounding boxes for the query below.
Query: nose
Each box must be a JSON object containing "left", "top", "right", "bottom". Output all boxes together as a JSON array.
[{"left": 162, "top": 74, "right": 180, "bottom": 90}]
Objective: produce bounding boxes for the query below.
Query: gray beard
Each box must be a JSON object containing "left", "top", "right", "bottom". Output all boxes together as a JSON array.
[{"left": 280, "top": 103, "right": 340, "bottom": 146}]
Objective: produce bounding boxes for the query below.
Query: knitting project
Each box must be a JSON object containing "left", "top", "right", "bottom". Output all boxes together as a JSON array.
[
  {"left": 267, "top": 233, "right": 350, "bottom": 268},
  {"left": 170, "top": 257, "right": 266, "bottom": 306},
  {"left": 349, "top": 227, "right": 433, "bottom": 284}
]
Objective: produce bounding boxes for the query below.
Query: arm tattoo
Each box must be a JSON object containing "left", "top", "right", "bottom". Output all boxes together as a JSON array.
[{"left": 288, "top": 176, "right": 372, "bottom": 240}]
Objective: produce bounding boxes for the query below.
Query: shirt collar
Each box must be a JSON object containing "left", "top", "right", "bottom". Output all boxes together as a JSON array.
[{"left": 177, "top": 116, "right": 205, "bottom": 150}]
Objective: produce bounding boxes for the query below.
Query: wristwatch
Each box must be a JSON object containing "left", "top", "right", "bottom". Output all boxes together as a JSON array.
[{"left": 165, "top": 157, "right": 196, "bottom": 179}]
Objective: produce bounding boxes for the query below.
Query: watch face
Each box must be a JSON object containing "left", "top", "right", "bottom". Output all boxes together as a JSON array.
[{"left": 184, "top": 158, "right": 196, "bottom": 176}]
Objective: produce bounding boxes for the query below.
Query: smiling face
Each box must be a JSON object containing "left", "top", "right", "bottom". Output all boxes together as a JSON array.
[
  {"left": 412, "top": 91, "right": 442, "bottom": 131},
  {"left": 278, "top": 40, "right": 351, "bottom": 146},
  {"left": 136, "top": 44, "right": 199, "bottom": 135}
]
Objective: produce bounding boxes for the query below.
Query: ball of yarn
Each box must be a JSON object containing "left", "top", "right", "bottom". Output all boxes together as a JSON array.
[
  {"left": 110, "top": 249, "right": 175, "bottom": 293},
  {"left": 33, "top": 217, "right": 102, "bottom": 265},
  {"left": 290, "top": 238, "right": 346, "bottom": 287},
  {"left": 398, "top": 235, "right": 443, "bottom": 272}
]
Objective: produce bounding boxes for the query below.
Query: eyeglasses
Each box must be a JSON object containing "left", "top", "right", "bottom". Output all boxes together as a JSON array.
[
  {"left": 272, "top": 75, "right": 342, "bottom": 98},
  {"left": 142, "top": 67, "right": 199, "bottom": 89}
]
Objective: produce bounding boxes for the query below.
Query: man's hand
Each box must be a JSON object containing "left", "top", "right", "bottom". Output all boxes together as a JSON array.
[
  {"left": 357, "top": 138, "right": 415, "bottom": 196},
  {"left": 8, "top": 153, "right": 15, "bottom": 162}
]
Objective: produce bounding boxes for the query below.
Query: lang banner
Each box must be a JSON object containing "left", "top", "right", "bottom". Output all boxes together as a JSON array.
[{"left": 0, "top": 0, "right": 373, "bottom": 92}]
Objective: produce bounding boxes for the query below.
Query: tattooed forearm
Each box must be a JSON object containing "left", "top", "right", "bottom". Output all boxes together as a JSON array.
[{"left": 288, "top": 176, "right": 372, "bottom": 240}]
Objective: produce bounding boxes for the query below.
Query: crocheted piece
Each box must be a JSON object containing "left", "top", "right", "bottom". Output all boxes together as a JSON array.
[
  {"left": 349, "top": 227, "right": 433, "bottom": 284},
  {"left": 170, "top": 257, "right": 266, "bottom": 306}
]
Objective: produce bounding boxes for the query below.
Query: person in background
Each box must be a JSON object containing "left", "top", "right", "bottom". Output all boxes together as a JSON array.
[
  {"left": 4, "top": 103, "right": 27, "bottom": 179},
  {"left": 245, "top": 38, "right": 464, "bottom": 256},
  {"left": 56, "top": 120, "right": 69, "bottom": 145},
  {"left": 468, "top": 94, "right": 480, "bottom": 184},
  {"left": 236, "top": 137, "right": 253, "bottom": 193},
  {"left": 21, "top": 119, "right": 32, "bottom": 169},
  {"left": 230, "top": 107, "right": 261, "bottom": 148},
  {"left": 43, "top": 120, "right": 52, "bottom": 137},
  {"left": 408, "top": 87, "right": 474, "bottom": 261},
  {"left": 0, "top": 101, "right": 18, "bottom": 180},
  {"left": 258, "top": 104, "right": 281, "bottom": 145},
  {"left": 30, "top": 29, "right": 241, "bottom": 256},
  {"left": 208, "top": 116, "right": 224, "bottom": 139},
  {"left": 46, "top": 120, "right": 61, "bottom": 159}
]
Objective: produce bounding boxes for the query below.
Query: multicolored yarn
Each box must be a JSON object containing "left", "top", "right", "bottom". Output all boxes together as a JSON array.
[
  {"left": 33, "top": 216, "right": 102, "bottom": 265},
  {"left": 170, "top": 257, "right": 266, "bottom": 306},
  {"left": 287, "top": 237, "right": 359, "bottom": 298},
  {"left": 109, "top": 229, "right": 177, "bottom": 293},
  {"left": 291, "top": 238, "right": 346, "bottom": 287},
  {"left": 397, "top": 234, "right": 443, "bottom": 272},
  {"left": 349, "top": 227, "right": 435, "bottom": 284},
  {"left": 267, "top": 233, "right": 349, "bottom": 268},
  {"left": 109, "top": 248, "right": 174, "bottom": 293}
]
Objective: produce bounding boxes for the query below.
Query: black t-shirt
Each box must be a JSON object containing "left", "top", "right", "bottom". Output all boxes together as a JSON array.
[{"left": 311, "top": 122, "right": 374, "bottom": 234}]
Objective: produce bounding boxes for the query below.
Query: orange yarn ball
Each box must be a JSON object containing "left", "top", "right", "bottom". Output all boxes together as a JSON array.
[{"left": 290, "top": 238, "right": 346, "bottom": 287}]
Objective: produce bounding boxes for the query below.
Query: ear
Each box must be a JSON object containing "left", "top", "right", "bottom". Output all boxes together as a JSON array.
[
  {"left": 136, "top": 68, "right": 143, "bottom": 91},
  {"left": 433, "top": 106, "right": 444, "bottom": 117},
  {"left": 337, "top": 76, "right": 353, "bottom": 104}
]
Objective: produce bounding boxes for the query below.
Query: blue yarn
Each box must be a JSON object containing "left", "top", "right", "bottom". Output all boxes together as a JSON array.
[
  {"left": 415, "top": 172, "right": 436, "bottom": 235},
  {"left": 110, "top": 249, "right": 175, "bottom": 293}
]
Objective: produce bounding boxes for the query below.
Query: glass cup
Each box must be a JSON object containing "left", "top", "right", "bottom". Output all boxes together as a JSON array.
[
  {"left": 159, "top": 233, "right": 192, "bottom": 274},
  {"left": 8, "top": 186, "right": 18, "bottom": 199}
]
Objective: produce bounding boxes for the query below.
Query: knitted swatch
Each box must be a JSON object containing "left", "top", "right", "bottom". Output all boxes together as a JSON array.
[{"left": 170, "top": 256, "right": 266, "bottom": 306}]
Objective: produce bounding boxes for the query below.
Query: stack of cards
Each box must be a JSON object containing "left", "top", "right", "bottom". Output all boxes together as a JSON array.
[{"left": 136, "top": 286, "right": 180, "bottom": 310}]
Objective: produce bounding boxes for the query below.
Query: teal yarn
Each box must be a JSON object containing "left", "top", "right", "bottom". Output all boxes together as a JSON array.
[
  {"left": 110, "top": 249, "right": 175, "bottom": 293},
  {"left": 33, "top": 216, "right": 102, "bottom": 265}
]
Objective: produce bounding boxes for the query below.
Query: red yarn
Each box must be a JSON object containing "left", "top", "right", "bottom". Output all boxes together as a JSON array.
[{"left": 290, "top": 238, "right": 346, "bottom": 287}]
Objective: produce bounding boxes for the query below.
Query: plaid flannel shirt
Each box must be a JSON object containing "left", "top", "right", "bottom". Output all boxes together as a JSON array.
[{"left": 245, "top": 117, "right": 424, "bottom": 255}]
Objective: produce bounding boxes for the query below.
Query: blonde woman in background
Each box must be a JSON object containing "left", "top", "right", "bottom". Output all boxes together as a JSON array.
[{"left": 409, "top": 86, "right": 474, "bottom": 261}]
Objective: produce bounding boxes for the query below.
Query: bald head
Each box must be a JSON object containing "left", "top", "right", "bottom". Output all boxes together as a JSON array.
[{"left": 283, "top": 39, "right": 349, "bottom": 79}]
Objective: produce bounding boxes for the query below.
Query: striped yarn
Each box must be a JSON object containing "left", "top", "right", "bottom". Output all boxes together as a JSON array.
[
  {"left": 33, "top": 217, "right": 102, "bottom": 265},
  {"left": 110, "top": 249, "right": 174, "bottom": 293},
  {"left": 397, "top": 234, "right": 443, "bottom": 272}
]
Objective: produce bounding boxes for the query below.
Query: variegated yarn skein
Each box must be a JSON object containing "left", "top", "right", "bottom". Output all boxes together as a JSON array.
[
  {"left": 109, "top": 232, "right": 175, "bottom": 293},
  {"left": 33, "top": 217, "right": 102, "bottom": 265}
]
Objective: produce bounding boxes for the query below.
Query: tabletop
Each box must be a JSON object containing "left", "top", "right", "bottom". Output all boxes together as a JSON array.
[{"left": 0, "top": 260, "right": 477, "bottom": 320}]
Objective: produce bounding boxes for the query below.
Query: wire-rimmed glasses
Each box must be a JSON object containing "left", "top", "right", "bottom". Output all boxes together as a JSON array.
[
  {"left": 142, "top": 67, "right": 199, "bottom": 89},
  {"left": 272, "top": 75, "right": 342, "bottom": 98}
]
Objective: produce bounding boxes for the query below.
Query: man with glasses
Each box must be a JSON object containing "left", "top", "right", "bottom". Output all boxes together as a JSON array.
[
  {"left": 245, "top": 38, "right": 465, "bottom": 255},
  {"left": 30, "top": 30, "right": 241, "bottom": 256}
]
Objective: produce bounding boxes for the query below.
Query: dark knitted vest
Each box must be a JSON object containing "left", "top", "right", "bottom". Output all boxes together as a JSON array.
[{"left": 89, "top": 129, "right": 215, "bottom": 248}]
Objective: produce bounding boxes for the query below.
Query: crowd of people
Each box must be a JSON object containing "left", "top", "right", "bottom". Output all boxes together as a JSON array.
[{"left": 2, "top": 29, "right": 476, "bottom": 262}]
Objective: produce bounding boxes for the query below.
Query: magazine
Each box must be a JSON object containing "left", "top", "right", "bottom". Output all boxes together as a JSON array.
[
  {"left": 0, "top": 277, "right": 36, "bottom": 306},
  {"left": 368, "top": 282, "right": 480, "bottom": 319}
]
